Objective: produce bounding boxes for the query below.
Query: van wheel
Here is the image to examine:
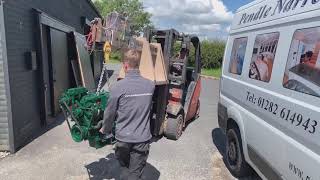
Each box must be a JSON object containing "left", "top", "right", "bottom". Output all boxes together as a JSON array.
[
  {"left": 226, "top": 127, "right": 252, "bottom": 178},
  {"left": 165, "top": 114, "right": 184, "bottom": 140}
]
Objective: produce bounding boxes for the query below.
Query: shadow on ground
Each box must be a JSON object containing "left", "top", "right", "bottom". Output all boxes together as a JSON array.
[
  {"left": 183, "top": 116, "right": 199, "bottom": 131},
  {"left": 13, "top": 114, "right": 66, "bottom": 152},
  {"left": 212, "top": 128, "right": 227, "bottom": 157},
  {"left": 98, "top": 69, "right": 114, "bottom": 87},
  {"left": 211, "top": 128, "right": 261, "bottom": 180},
  {"left": 85, "top": 153, "right": 160, "bottom": 180}
]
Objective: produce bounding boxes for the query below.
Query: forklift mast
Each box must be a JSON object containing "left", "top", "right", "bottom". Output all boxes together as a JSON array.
[{"left": 145, "top": 29, "right": 202, "bottom": 140}]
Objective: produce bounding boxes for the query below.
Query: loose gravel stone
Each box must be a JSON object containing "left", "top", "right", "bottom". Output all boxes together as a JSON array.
[{"left": 0, "top": 151, "right": 10, "bottom": 159}]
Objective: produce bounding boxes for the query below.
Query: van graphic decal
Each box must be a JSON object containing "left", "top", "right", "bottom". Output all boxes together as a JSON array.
[
  {"left": 283, "top": 26, "right": 320, "bottom": 97},
  {"left": 249, "top": 32, "right": 279, "bottom": 82},
  {"left": 235, "top": 0, "right": 320, "bottom": 28},
  {"left": 229, "top": 37, "right": 248, "bottom": 75}
]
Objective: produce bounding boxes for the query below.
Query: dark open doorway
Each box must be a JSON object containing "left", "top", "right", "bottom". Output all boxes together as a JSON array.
[
  {"left": 49, "top": 28, "right": 72, "bottom": 116},
  {"left": 35, "top": 10, "right": 75, "bottom": 125}
]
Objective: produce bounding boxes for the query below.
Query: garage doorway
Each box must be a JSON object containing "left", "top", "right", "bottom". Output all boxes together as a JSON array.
[
  {"left": 49, "top": 28, "right": 72, "bottom": 116},
  {"left": 35, "top": 10, "right": 75, "bottom": 125}
]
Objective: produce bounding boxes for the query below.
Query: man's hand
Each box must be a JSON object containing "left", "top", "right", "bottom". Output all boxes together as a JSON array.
[
  {"left": 102, "top": 133, "right": 114, "bottom": 140},
  {"left": 99, "top": 127, "right": 106, "bottom": 134},
  {"left": 99, "top": 126, "right": 114, "bottom": 141}
]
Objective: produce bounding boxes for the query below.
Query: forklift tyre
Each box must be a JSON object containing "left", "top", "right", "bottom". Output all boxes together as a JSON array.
[
  {"left": 165, "top": 114, "right": 184, "bottom": 140},
  {"left": 195, "top": 100, "right": 200, "bottom": 119}
]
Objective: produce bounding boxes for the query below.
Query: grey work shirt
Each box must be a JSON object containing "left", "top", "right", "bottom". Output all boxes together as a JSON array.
[{"left": 102, "top": 69, "right": 155, "bottom": 143}]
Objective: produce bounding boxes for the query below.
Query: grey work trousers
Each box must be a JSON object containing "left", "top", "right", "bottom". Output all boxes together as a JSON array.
[{"left": 115, "top": 141, "right": 150, "bottom": 180}]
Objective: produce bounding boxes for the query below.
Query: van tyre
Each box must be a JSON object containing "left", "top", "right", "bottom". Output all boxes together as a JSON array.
[
  {"left": 165, "top": 114, "right": 184, "bottom": 140},
  {"left": 226, "top": 127, "right": 252, "bottom": 178}
]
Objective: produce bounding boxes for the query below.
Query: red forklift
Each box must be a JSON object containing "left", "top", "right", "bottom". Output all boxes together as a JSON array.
[
  {"left": 59, "top": 14, "right": 202, "bottom": 148},
  {"left": 145, "top": 29, "right": 202, "bottom": 140}
]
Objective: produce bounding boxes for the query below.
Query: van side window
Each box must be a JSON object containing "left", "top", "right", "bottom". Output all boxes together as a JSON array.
[
  {"left": 283, "top": 27, "right": 320, "bottom": 98},
  {"left": 229, "top": 37, "right": 248, "bottom": 75},
  {"left": 249, "top": 32, "right": 280, "bottom": 82}
]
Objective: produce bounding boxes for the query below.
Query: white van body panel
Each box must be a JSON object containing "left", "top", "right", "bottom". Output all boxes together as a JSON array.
[
  {"left": 219, "top": 0, "right": 320, "bottom": 179},
  {"left": 232, "top": 0, "right": 320, "bottom": 32}
]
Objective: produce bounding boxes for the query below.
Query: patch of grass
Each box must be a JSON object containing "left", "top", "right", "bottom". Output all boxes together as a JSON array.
[
  {"left": 201, "top": 68, "right": 222, "bottom": 78},
  {"left": 109, "top": 58, "right": 121, "bottom": 64}
]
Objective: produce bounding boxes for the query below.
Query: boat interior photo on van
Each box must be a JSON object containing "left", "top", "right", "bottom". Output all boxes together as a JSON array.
[
  {"left": 229, "top": 37, "right": 248, "bottom": 75},
  {"left": 249, "top": 32, "right": 279, "bottom": 82},
  {"left": 283, "top": 26, "right": 320, "bottom": 97}
]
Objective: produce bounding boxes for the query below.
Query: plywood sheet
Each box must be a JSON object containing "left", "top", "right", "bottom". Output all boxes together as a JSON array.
[
  {"left": 71, "top": 60, "right": 82, "bottom": 87},
  {"left": 119, "top": 38, "right": 168, "bottom": 85},
  {"left": 151, "top": 43, "right": 168, "bottom": 85},
  {"left": 138, "top": 37, "right": 156, "bottom": 81},
  {"left": 72, "top": 32, "right": 95, "bottom": 90},
  {"left": 119, "top": 65, "right": 125, "bottom": 79}
]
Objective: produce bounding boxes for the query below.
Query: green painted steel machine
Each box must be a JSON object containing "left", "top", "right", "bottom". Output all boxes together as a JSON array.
[{"left": 59, "top": 87, "right": 115, "bottom": 149}]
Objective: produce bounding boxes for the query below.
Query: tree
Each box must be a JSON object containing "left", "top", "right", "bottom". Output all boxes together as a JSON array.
[{"left": 94, "top": 0, "right": 153, "bottom": 35}]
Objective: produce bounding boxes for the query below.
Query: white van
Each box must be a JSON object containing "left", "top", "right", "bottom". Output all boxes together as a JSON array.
[{"left": 218, "top": 0, "right": 320, "bottom": 179}]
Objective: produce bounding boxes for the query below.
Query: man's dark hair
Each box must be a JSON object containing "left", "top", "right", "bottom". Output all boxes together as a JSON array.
[{"left": 122, "top": 48, "right": 141, "bottom": 69}]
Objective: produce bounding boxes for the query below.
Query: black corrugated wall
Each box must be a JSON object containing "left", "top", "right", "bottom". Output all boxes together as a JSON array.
[{"left": 3, "top": 0, "right": 99, "bottom": 151}]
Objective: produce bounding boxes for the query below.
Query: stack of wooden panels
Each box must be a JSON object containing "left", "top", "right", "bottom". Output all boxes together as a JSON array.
[
  {"left": 119, "top": 37, "right": 168, "bottom": 85},
  {"left": 70, "top": 32, "right": 96, "bottom": 91}
]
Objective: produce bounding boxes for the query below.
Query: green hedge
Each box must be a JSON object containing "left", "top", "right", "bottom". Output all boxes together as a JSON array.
[
  {"left": 201, "top": 40, "right": 225, "bottom": 69},
  {"left": 110, "top": 50, "right": 122, "bottom": 62},
  {"left": 175, "top": 40, "right": 226, "bottom": 69},
  {"left": 113, "top": 39, "right": 226, "bottom": 69}
]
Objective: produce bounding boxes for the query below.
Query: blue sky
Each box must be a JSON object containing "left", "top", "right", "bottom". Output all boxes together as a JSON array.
[
  {"left": 221, "top": 0, "right": 253, "bottom": 12},
  {"left": 143, "top": 0, "right": 254, "bottom": 40}
]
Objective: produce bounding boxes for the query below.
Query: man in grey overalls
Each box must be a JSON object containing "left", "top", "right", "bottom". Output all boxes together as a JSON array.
[{"left": 100, "top": 48, "right": 155, "bottom": 180}]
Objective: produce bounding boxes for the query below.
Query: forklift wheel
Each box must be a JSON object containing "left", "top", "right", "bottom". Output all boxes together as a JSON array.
[
  {"left": 165, "top": 114, "right": 184, "bottom": 140},
  {"left": 195, "top": 100, "right": 200, "bottom": 119}
]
